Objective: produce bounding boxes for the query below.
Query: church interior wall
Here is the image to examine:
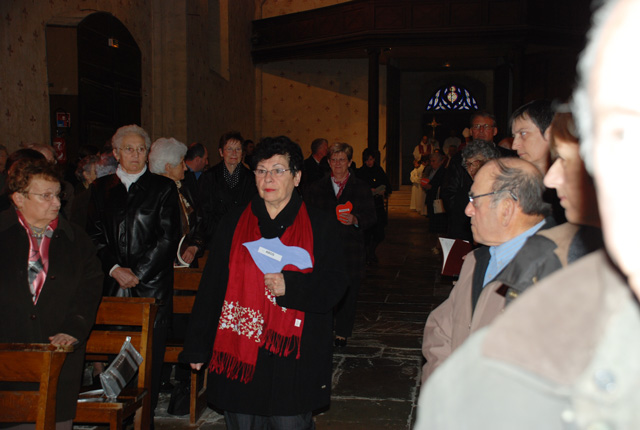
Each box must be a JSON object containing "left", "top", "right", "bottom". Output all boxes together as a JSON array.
[
  {"left": 257, "top": 58, "right": 388, "bottom": 169},
  {"left": 187, "top": 0, "right": 256, "bottom": 165}
]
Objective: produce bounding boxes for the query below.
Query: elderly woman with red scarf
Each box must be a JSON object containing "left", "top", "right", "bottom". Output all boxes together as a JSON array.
[{"left": 181, "top": 136, "right": 347, "bottom": 430}]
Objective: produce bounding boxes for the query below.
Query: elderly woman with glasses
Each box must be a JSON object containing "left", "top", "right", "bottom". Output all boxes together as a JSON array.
[
  {"left": 87, "top": 124, "right": 181, "bottom": 423},
  {"left": 305, "top": 142, "right": 376, "bottom": 348},
  {"left": 181, "top": 136, "right": 347, "bottom": 430},
  {"left": 442, "top": 140, "right": 500, "bottom": 242},
  {"left": 0, "top": 158, "right": 103, "bottom": 429}
]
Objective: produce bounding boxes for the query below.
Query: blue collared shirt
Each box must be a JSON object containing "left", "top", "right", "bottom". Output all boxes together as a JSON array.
[{"left": 483, "top": 219, "right": 546, "bottom": 287}]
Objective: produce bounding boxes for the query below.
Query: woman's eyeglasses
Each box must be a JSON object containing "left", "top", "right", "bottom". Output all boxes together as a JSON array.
[
  {"left": 120, "top": 146, "right": 148, "bottom": 154},
  {"left": 254, "top": 168, "right": 291, "bottom": 178},
  {"left": 24, "top": 192, "right": 65, "bottom": 201}
]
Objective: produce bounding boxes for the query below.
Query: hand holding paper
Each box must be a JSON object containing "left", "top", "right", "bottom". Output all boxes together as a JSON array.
[
  {"left": 336, "top": 201, "right": 353, "bottom": 225},
  {"left": 242, "top": 237, "right": 313, "bottom": 274}
]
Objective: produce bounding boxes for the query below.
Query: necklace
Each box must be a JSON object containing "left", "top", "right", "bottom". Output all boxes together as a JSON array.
[{"left": 29, "top": 224, "right": 45, "bottom": 238}]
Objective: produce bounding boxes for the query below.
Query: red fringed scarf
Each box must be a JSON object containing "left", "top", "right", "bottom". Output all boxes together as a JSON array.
[
  {"left": 210, "top": 201, "right": 314, "bottom": 383},
  {"left": 16, "top": 210, "right": 58, "bottom": 305}
]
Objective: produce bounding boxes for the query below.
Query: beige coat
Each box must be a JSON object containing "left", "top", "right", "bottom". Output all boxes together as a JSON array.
[{"left": 421, "top": 250, "right": 506, "bottom": 382}]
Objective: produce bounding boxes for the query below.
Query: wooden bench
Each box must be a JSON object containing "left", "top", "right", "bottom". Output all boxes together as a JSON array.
[
  {"left": 0, "top": 343, "right": 72, "bottom": 430},
  {"left": 74, "top": 297, "right": 158, "bottom": 430},
  {"left": 165, "top": 267, "right": 208, "bottom": 425}
]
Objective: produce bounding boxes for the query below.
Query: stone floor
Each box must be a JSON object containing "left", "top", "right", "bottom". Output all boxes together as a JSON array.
[{"left": 155, "top": 186, "right": 453, "bottom": 429}]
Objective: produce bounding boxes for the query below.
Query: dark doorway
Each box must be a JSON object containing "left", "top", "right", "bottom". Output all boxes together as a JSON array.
[
  {"left": 78, "top": 13, "right": 141, "bottom": 150},
  {"left": 46, "top": 12, "right": 141, "bottom": 164}
]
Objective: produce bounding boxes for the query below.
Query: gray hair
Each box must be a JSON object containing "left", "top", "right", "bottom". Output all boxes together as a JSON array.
[
  {"left": 111, "top": 125, "right": 151, "bottom": 151},
  {"left": 95, "top": 153, "right": 118, "bottom": 178},
  {"left": 573, "top": 0, "right": 620, "bottom": 175},
  {"left": 461, "top": 140, "right": 500, "bottom": 165},
  {"left": 75, "top": 155, "right": 100, "bottom": 182},
  {"left": 149, "top": 138, "right": 187, "bottom": 175},
  {"left": 490, "top": 158, "right": 551, "bottom": 216},
  {"left": 329, "top": 142, "right": 354, "bottom": 161}
]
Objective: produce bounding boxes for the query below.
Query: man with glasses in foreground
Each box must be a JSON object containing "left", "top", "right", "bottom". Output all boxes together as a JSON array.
[{"left": 421, "top": 157, "right": 552, "bottom": 381}]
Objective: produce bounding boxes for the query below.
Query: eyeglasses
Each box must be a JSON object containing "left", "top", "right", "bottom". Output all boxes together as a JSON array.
[
  {"left": 254, "top": 168, "right": 291, "bottom": 178},
  {"left": 224, "top": 147, "right": 242, "bottom": 153},
  {"left": 471, "top": 124, "right": 495, "bottom": 131},
  {"left": 329, "top": 158, "right": 349, "bottom": 164},
  {"left": 120, "top": 146, "right": 148, "bottom": 154},
  {"left": 463, "top": 159, "right": 484, "bottom": 170},
  {"left": 468, "top": 189, "right": 518, "bottom": 205},
  {"left": 24, "top": 192, "right": 65, "bottom": 201}
]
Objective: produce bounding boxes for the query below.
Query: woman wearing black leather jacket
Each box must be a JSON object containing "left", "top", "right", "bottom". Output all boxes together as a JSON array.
[{"left": 86, "top": 124, "right": 181, "bottom": 423}]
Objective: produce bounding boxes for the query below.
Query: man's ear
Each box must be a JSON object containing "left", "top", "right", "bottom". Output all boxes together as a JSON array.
[{"left": 500, "top": 198, "right": 516, "bottom": 226}]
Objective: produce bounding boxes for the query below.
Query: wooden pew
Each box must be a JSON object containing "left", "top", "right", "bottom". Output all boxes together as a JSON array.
[
  {"left": 74, "top": 297, "right": 158, "bottom": 430},
  {"left": 165, "top": 267, "right": 208, "bottom": 425},
  {"left": 0, "top": 343, "right": 72, "bottom": 430}
]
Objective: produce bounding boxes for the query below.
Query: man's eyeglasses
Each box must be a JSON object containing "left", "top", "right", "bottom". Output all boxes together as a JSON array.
[
  {"left": 120, "top": 146, "right": 148, "bottom": 154},
  {"left": 468, "top": 189, "right": 518, "bottom": 205},
  {"left": 254, "top": 168, "right": 291, "bottom": 178},
  {"left": 471, "top": 124, "right": 495, "bottom": 131},
  {"left": 24, "top": 192, "right": 65, "bottom": 201}
]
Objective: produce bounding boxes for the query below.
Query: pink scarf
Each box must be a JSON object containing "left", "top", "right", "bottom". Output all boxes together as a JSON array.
[
  {"left": 16, "top": 210, "right": 58, "bottom": 305},
  {"left": 332, "top": 172, "right": 350, "bottom": 199}
]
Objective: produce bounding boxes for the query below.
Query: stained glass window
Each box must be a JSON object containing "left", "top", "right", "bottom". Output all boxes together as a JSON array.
[{"left": 426, "top": 85, "right": 479, "bottom": 111}]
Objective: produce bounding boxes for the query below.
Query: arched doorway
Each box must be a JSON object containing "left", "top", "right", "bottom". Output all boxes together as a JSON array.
[{"left": 46, "top": 12, "right": 141, "bottom": 163}]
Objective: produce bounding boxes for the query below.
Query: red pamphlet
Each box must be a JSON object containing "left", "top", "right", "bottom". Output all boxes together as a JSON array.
[{"left": 438, "top": 237, "right": 472, "bottom": 276}]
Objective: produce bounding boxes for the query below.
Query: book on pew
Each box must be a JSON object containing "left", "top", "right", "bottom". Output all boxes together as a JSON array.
[{"left": 438, "top": 237, "right": 472, "bottom": 276}]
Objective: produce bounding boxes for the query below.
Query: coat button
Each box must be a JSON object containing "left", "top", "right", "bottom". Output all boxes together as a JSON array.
[
  {"left": 30, "top": 314, "right": 36, "bottom": 320},
  {"left": 593, "top": 369, "right": 616, "bottom": 392},
  {"left": 49, "top": 275, "right": 56, "bottom": 280}
]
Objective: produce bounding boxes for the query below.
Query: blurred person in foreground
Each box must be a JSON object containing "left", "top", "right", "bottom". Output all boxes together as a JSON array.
[
  {"left": 415, "top": 1, "right": 640, "bottom": 428},
  {"left": 180, "top": 136, "right": 347, "bottom": 429},
  {"left": 0, "top": 158, "right": 103, "bottom": 429}
]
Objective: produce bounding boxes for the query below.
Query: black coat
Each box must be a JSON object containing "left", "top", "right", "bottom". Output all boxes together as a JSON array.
[
  {"left": 198, "top": 162, "right": 257, "bottom": 245},
  {"left": 300, "top": 155, "right": 330, "bottom": 191},
  {"left": 86, "top": 169, "right": 181, "bottom": 326},
  {"left": 180, "top": 193, "right": 347, "bottom": 416},
  {"left": 304, "top": 174, "right": 376, "bottom": 281},
  {"left": 0, "top": 209, "right": 104, "bottom": 421},
  {"left": 441, "top": 152, "right": 473, "bottom": 241}
]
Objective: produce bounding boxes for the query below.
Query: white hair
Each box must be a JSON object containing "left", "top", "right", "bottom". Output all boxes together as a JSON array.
[
  {"left": 572, "top": 0, "right": 621, "bottom": 175},
  {"left": 111, "top": 124, "right": 151, "bottom": 151},
  {"left": 148, "top": 137, "right": 187, "bottom": 175}
]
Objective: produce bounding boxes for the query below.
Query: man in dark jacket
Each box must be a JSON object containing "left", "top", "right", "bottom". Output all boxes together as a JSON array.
[
  {"left": 86, "top": 124, "right": 181, "bottom": 420},
  {"left": 198, "top": 131, "right": 257, "bottom": 245}
]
